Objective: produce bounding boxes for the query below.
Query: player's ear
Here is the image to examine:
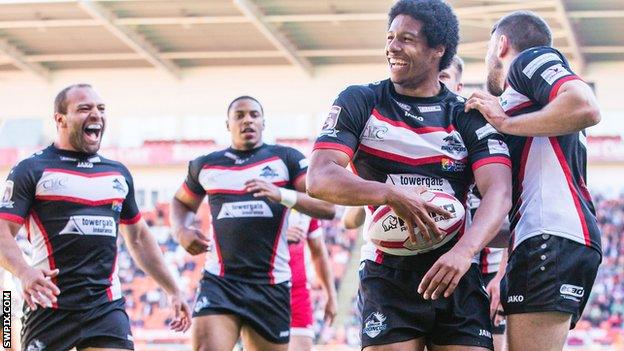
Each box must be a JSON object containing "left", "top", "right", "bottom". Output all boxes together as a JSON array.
[
  {"left": 225, "top": 119, "right": 230, "bottom": 131},
  {"left": 54, "top": 112, "right": 67, "bottom": 128},
  {"left": 434, "top": 45, "right": 445, "bottom": 59},
  {"left": 457, "top": 82, "right": 464, "bottom": 94},
  {"left": 497, "top": 35, "right": 510, "bottom": 58}
]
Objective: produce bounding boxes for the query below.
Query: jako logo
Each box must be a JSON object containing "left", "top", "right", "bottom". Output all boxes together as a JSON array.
[{"left": 507, "top": 295, "right": 524, "bottom": 303}]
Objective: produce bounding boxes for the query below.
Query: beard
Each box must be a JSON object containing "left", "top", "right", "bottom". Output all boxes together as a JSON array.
[
  {"left": 486, "top": 56, "right": 505, "bottom": 96},
  {"left": 68, "top": 124, "right": 101, "bottom": 154}
]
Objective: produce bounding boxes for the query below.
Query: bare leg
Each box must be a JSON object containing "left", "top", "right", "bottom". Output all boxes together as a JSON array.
[{"left": 506, "top": 312, "right": 571, "bottom": 351}]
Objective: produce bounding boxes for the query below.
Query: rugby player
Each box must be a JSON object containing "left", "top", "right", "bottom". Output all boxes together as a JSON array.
[
  {"left": 465, "top": 11, "right": 602, "bottom": 351},
  {"left": 286, "top": 211, "right": 337, "bottom": 351},
  {"left": 440, "top": 55, "right": 508, "bottom": 351},
  {"left": 0, "top": 84, "right": 191, "bottom": 351},
  {"left": 170, "top": 96, "right": 335, "bottom": 351},
  {"left": 307, "top": 1, "right": 512, "bottom": 350}
]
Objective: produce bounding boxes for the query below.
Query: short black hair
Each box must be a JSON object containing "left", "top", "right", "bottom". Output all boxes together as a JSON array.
[
  {"left": 227, "top": 95, "right": 264, "bottom": 115},
  {"left": 491, "top": 11, "right": 552, "bottom": 53},
  {"left": 54, "top": 83, "right": 92, "bottom": 114},
  {"left": 388, "top": 0, "right": 459, "bottom": 71}
]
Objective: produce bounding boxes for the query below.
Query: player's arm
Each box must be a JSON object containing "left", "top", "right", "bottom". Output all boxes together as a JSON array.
[
  {"left": 244, "top": 177, "right": 336, "bottom": 219},
  {"left": 119, "top": 219, "right": 191, "bottom": 332},
  {"left": 307, "top": 234, "right": 338, "bottom": 326},
  {"left": 342, "top": 207, "right": 365, "bottom": 229},
  {"left": 486, "top": 249, "right": 508, "bottom": 325},
  {"left": 465, "top": 81, "right": 600, "bottom": 136},
  {"left": 419, "top": 163, "right": 511, "bottom": 300},
  {"left": 170, "top": 187, "right": 211, "bottom": 255},
  {"left": 307, "top": 149, "right": 450, "bottom": 242},
  {"left": 0, "top": 220, "right": 59, "bottom": 310}
]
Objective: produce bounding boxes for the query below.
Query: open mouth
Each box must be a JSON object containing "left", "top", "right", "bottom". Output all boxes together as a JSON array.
[
  {"left": 389, "top": 57, "right": 409, "bottom": 70},
  {"left": 83, "top": 123, "right": 103, "bottom": 143},
  {"left": 241, "top": 127, "right": 255, "bottom": 135}
]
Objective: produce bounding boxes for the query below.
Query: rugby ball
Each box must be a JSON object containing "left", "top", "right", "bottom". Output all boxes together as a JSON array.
[{"left": 367, "top": 190, "right": 465, "bottom": 256}]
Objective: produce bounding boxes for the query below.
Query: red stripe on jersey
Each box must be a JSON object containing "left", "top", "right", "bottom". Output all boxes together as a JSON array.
[
  {"left": 0, "top": 213, "right": 25, "bottom": 224},
  {"left": 372, "top": 109, "right": 456, "bottom": 134},
  {"left": 182, "top": 182, "right": 202, "bottom": 199},
  {"left": 480, "top": 247, "right": 490, "bottom": 274},
  {"left": 578, "top": 176, "right": 593, "bottom": 203},
  {"left": 269, "top": 208, "right": 288, "bottom": 284},
  {"left": 43, "top": 169, "right": 122, "bottom": 178},
  {"left": 549, "top": 137, "right": 591, "bottom": 246},
  {"left": 506, "top": 101, "right": 535, "bottom": 116},
  {"left": 472, "top": 156, "right": 512, "bottom": 172},
  {"left": 202, "top": 156, "right": 280, "bottom": 171},
  {"left": 309, "top": 218, "right": 321, "bottom": 233},
  {"left": 549, "top": 76, "right": 581, "bottom": 102},
  {"left": 31, "top": 211, "right": 58, "bottom": 308},
  {"left": 120, "top": 213, "right": 141, "bottom": 225},
  {"left": 359, "top": 144, "right": 460, "bottom": 167},
  {"left": 206, "top": 180, "right": 288, "bottom": 195},
  {"left": 35, "top": 195, "right": 124, "bottom": 206},
  {"left": 25, "top": 216, "right": 31, "bottom": 242},
  {"left": 313, "top": 142, "right": 354, "bottom": 159},
  {"left": 374, "top": 248, "right": 384, "bottom": 264},
  {"left": 106, "top": 251, "right": 118, "bottom": 301},
  {"left": 293, "top": 171, "right": 307, "bottom": 188}
]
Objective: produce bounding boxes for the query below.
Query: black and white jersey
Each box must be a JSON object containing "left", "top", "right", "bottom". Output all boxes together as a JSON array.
[
  {"left": 0, "top": 145, "right": 141, "bottom": 310},
  {"left": 500, "top": 46, "right": 601, "bottom": 253},
  {"left": 183, "top": 144, "right": 307, "bottom": 284},
  {"left": 314, "top": 79, "right": 511, "bottom": 270}
]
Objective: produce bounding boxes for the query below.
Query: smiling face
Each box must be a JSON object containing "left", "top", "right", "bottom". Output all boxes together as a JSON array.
[
  {"left": 227, "top": 98, "right": 264, "bottom": 150},
  {"left": 55, "top": 86, "right": 106, "bottom": 154},
  {"left": 386, "top": 14, "right": 443, "bottom": 92}
]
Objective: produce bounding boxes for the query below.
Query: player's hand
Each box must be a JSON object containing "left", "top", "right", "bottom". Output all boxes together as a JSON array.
[
  {"left": 324, "top": 296, "right": 338, "bottom": 326},
  {"left": 176, "top": 226, "right": 211, "bottom": 255},
  {"left": 168, "top": 291, "right": 192, "bottom": 333},
  {"left": 385, "top": 186, "right": 452, "bottom": 243},
  {"left": 245, "top": 179, "right": 281, "bottom": 202},
  {"left": 286, "top": 226, "right": 306, "bottom": 243},
  {"left": 18, "top": 267, "right": 60, "bottom": 310},
  {"left": 465, "top": 90, "right": 510, "bottom": 133},
  {"left": 486, "top": 272, "right": 505, "bottom": 326},
  {"left": 418, "top": 244, "right": 472, "bottom": 300}
]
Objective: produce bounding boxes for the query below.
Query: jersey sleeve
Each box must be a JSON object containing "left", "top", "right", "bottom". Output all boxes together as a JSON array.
[
  {"left": 313, "top": 85, "right": 376, "bottom": 158},
  {"left": 285, "top": 147, "right": 308, "bottom": 189},
  {"left": 120, "top": 166, "right": 142, "bottom": 225},
  {"left": 307, "top": 218, "right": 323, "bottom": 240},
  {"left": 0, "top": 160, "right": 37, "bottom": 225},
  {"left": 508, "top": 46, "right": 581, "bottom": 106},
  {"left": 456, "top": 109, "right": 512, "bottom": 172},
  {"left": 182, "top": 158, "right": 206, "bottom": 199}
]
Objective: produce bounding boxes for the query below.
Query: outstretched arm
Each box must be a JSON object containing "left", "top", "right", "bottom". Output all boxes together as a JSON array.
[
  {"left": 307, "top": 235, "right": 338, "bottom": 326},
  {"left": 418, "top": 163, "right": 511, "bottom": 300},
  {"left": 120, "top": 219, "right": 192, "bottom": 332}
]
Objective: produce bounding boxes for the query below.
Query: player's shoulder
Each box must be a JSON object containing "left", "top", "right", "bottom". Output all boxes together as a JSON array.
[
  {"left": 338, "top": 80, "right": 386, "bottom": 102},
  {"left": 511, "top": 46, "right": 567, "bottom": 75},
  {"left": 190, "top": 148, "right": 228, "bottom": 167},
  {"left": 10, "top": 147, "right": 52, "bottom": 174},
  {"left": 100, "top": 156, "right": 130, "bottom": 172}
]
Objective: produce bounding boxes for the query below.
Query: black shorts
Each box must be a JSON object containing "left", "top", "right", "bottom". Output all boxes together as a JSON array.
[
  {"left": 358, "top": 261, "right": 494, "bottom": 350},
  {"left": 482, "top": 272, "right": 506, "bottom": 335},
  {"left": 193, "top": 272, "right": 291, "bottom": 344},
  {"left": 501, "top": 234, "right": 601, "bottom": 328},
  {"left": 21, "top": 298, "right": 133, "bottom": 350}
]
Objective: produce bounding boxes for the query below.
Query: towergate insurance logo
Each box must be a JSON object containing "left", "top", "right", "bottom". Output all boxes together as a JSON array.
[{"left": 3, "top": 291, "right": 11, "bottom": 348}]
